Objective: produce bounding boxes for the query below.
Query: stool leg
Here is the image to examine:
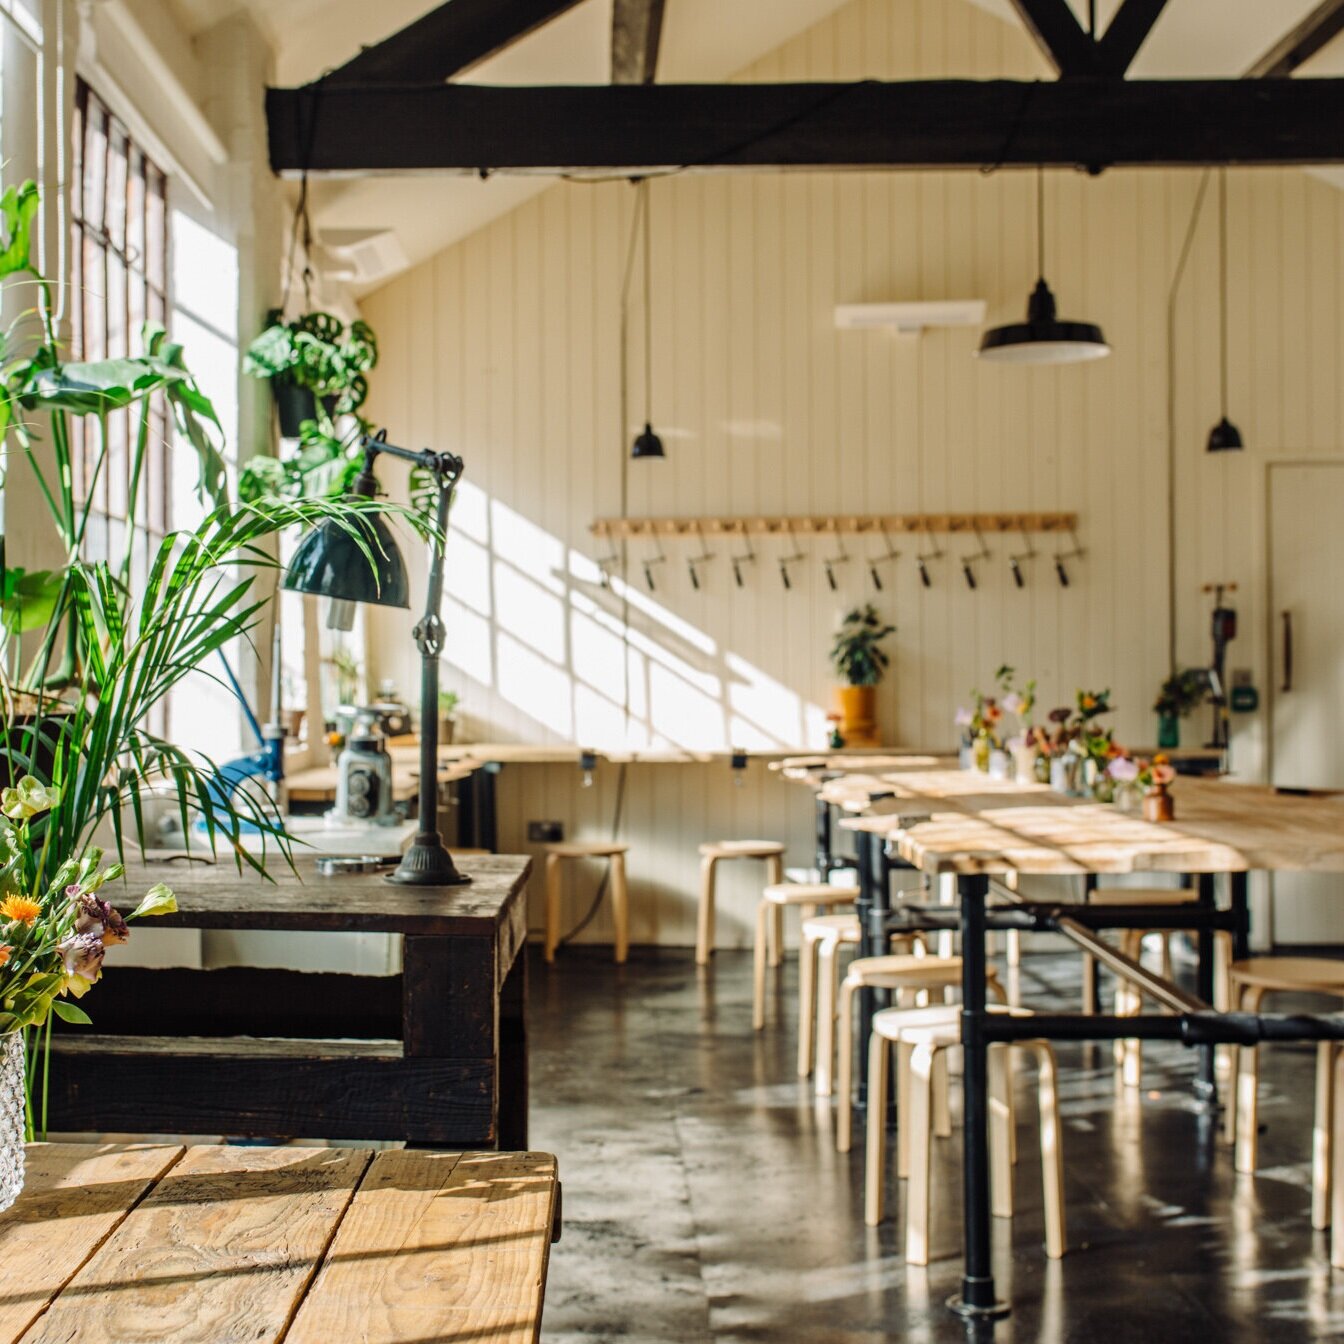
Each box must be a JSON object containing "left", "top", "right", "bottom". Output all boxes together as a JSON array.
[
  {"left": 1223, "top": 983, "right": 1244, "bottom": 1148},
  {"left": 696, "top": 855, "right": 718, "bottom": 965},
  {"left": 752, "top": 899, "right": 770, "bottom": 1031},
  {"left": 864, "top": 1033, "right": 890, "bottom": 1226},
  {"left": 814, "top": 936, "right": 839, "bottom": 1097},
  {"left": 989, "top": 1045, "right": 1014, "bottom": 1220},
  {"left": 1032, "top": 1041, "right": 1067, "bottom": 1260},
  {"left": 896, "top": 1040, "right": 913, "bottom": 1180},
  {"left": 836, "top": 978, "right": 857, "bottom": 1152},
  {"left": 1081, "top": 952, "right": 1097, "bottom": 1016},
  {"left": 1006, "top": 929, "right": 1021, "bottom": 968},
  {"left": 610, "top": 852, "right": 629, "bottom": 964},
  {"left": 1333, "top": 1049, "right": 1344, "bottom": 1269},
  {"left": 1235, "top": 985, "right": 1267, "bottom": 1172},
  {"left": 769, "top": 894, "right": 783, "bottom": 970},
  {"left": 1313, "top": 1040, "right": 1334, "bottom": 1230},
  {"left": 797, "top": 930, "right": 818, "bottom": 1078},
  {"left": 905, "top": 1042, "right": 936, "bottom": 1265},
  {"left": 932, "top": 1049, "right": 952, "bottom": 1139},
  {"left": 544, "top": 853, "right": 562, "bottom": 963}
]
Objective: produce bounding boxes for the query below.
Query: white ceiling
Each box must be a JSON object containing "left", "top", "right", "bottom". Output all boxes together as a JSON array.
[{"left": 169, "top": 0, "right": 1344, "bottom": 294}]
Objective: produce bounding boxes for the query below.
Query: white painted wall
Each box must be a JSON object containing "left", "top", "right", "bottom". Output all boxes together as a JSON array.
[{"left": 358, "top": 0, "right": 1344, "bottom": 949}]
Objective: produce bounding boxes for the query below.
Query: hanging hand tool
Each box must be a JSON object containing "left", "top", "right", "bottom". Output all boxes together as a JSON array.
[
  {"left": 1054, "top": 529, "right": 1085, "bottom": 588},
  {"left": 687, "top": 523, "right": 715, "bottom": 591},
  {"left": 868, "top": 530, "right": 900, "bottom": 591},
  {"left": 1008, "top": 528, "right": 1035, "bottom": 589},
  {"left": 960, "top": 525, "right": 990, "bottom": 591}
]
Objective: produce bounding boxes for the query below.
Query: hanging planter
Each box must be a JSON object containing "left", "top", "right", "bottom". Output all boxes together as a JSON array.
[
  {"left": 829, "top": 606, "right": 895, "bottom": 748},
  {"left": 272, "top": 379, "right": 318, "bottom": 438}
]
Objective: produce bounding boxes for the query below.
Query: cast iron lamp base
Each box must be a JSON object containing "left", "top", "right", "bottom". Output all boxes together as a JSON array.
[{"left": 388, "top": 834, "right": 471, "bottom": 886}]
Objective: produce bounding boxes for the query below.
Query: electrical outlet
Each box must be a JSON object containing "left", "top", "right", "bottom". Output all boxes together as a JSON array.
[{"left": 528, "top": 820, "right": 564, "bottom": 844}]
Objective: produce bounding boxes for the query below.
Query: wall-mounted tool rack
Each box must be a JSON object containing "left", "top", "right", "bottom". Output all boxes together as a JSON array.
[{"left": 590, "top": 512, "right": 1078, "bottom": 538}]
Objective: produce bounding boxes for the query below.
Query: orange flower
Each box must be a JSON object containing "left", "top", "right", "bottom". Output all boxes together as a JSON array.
[
  {"left": 0, "top": 895, "right": 41, "bottom": 926},
  {"left": 0, "top": 946, "right": 11, "bottom": 967},
  {"left": 1153, "top": 753, "right": 1170, "bottom": 766}
]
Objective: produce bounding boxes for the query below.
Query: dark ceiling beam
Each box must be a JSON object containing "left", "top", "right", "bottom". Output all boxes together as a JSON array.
[
  {"left": 1244, "top": 0, "right": 1344, "bottom": 77},
  {"left": 1005, "top": 0, "right": 1099, "bottom": 76},
  {"left": 266, "top": 77, "right": 1344, "bottom": 175},
  {"left": 328, "top": 0, "right": 587, "bottom": 85},
  {"left": 611, "top": 0, "right": 667, "bottom": 84},
  {"left": 1094, "top": 0, "right": 1168, "bottom": 76}
]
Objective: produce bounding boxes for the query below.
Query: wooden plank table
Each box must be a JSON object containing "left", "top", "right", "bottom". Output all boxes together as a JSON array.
[
  {"left": 45, "top": 856, "right": 532, "bottom": 1149},
  {"left": 820, "top": 764, "right": 1344, "bottom": 1324},
  {"left": 0, "top": 1143, "right": 558, "bottom": 1343}
]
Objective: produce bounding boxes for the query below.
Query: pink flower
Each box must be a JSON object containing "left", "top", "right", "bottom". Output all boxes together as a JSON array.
[
  {"left": 1151, "top": 763, "right": 1176, "bottom": 787},
  {"left": 1107, "top": 757, "right": 1140, "bottom": 783},
  {"left": 1002, "top": 692, "right": 1025, "bottom": 716},
  {"left": 57, "top": 932, "right": 105, "bottom": 985},
  {"left": 954, "top": 707, "right": 973, "bottom": 727}
]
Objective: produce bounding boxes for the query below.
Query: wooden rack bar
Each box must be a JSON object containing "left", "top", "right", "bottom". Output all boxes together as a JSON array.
[{"left": 590, "top": 512, "right": 1078, "bottom": 539}]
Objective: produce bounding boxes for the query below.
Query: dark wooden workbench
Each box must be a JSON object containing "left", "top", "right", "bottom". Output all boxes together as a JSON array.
[{"left": 45, "top": 855, "right": 531, "bottom": 1149}]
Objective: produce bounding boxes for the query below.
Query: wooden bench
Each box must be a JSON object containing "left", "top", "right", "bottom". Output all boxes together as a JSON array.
[{"left": 1, "top": 1142, "right": 559, "bottom": 1343}]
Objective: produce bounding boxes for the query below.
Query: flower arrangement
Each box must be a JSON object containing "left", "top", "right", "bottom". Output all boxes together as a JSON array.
[
  {"left": 1154, "top": 672, "right": 1205, "bottom": 720},
  {"left": 1, "top": 778, "right": 177, "bottom": 1136}
]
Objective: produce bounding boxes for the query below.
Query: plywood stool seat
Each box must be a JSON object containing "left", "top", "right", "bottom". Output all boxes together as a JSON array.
[
  {"left": 544, "top": 841, "right": 631, "bottom": 964},
  {"left": 864, "top": 1004, "right": 1066, "bottom": 1267},
  {"left": 696, "top": 840, "right": 785, "bottom": 964},
  {"left": 835, "top": 957, "right": 1003, "bottom": 1150},
  {"left": 1224, "top": 955, "right": 1344, "bottom": 1231},
  {"left": 753, "top": 883, "right": 859, "bottom": 1030}
]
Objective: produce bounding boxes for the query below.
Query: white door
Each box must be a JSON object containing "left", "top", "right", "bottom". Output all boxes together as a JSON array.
[{"left": 1268, "top": 462, "right": 1344, "bottom": 946}]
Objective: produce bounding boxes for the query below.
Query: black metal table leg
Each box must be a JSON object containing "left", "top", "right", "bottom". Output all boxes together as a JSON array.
[
  {"left": 1230, "top": 870, "right": 1251, "bottom": 960},
  {"left": 853, "top": 830, "right": 879, "bottom": 1105},
  {"left": 814, "top": 794, "right": 834, "bottom": 877},
  {"left": 1194, "top": 871, "right": 1218, "bottom": 1104},
  {"left": 950, "top": 872, "right": 1007, "bottom": 1320}
]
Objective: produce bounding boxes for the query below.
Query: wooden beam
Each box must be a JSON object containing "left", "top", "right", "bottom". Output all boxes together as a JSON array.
[
  {"left": 329, "top": 0, "right": 587, "bottom": 85},
  {"left": 1244, "top": 0, "right": 1344, "bottom": 77},
  {"left": 266, "top": 78, "right": 1344, "bottom": 174},
  {"left": 612, "top": 0, "right": 666, "bottom": 84},
  {"left": 1006, "top": 0, "right": 1099, "bottom": 75},
  {"left": 1094, "top": 0, "right": 1168, "bottom": 76}
]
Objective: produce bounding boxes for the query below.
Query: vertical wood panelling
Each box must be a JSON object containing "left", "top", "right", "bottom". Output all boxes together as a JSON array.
[{"left": 359, "top": 0, "right": 1344, "bottom": 948}]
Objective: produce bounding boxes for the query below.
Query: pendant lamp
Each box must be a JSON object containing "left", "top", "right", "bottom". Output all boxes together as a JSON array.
[
  {"left": 978, "top": 169, "right": 1110, "bottom": 365},
  {"left": 1206, "top": 170, "right": 1243, "bottom": 452},
  {"left": 631, "top": 181, "right": 665, "bottom": 459}
]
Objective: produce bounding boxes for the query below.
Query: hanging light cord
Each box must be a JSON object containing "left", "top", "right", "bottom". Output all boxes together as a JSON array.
[
  {"left": 642, "top": 181, "right": 654, "bottom": 424},
  {"left": 1218, "top": 169, "right": 1230, "bottom": 417}
]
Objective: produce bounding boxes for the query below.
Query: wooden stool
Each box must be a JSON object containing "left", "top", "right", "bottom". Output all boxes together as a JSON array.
[
  {"left": 1331, "top": 1047, "right": 1344, "bottom": 1267},
  {"left": 797, "top": 913, "right": 860, "bottom": 1089},
  {"left": 1224, "top": 956, "right": 1344, "bottom": 1229},
  {"left": 753, "top": 882, "right": 859, "bottom": 1030},
  {"left": 864, "top": 1004, "right": 1066, "bottom": 1267},
  {"left": 543, "top": 841, "right": 630, "bottom": 964},
  {"left": 696, "top": 840, "right": 785, "bottom": 964},
  {"left": 835, "top": 957, "right": 1004, "bottom": 1151}
]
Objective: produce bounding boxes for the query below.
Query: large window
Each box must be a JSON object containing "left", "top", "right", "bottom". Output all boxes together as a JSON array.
[{"left": 69, "top": 78, "right": 170, "bottom": 581}]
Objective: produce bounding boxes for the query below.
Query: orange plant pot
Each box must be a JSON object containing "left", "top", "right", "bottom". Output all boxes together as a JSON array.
[{"left": 834, "top": 685, "right": 880, "bottom": 748}]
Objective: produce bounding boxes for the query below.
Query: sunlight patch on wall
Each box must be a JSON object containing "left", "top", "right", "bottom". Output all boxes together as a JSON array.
[{"left": 496, "top": 629, "right": 574, "bottom": 738}]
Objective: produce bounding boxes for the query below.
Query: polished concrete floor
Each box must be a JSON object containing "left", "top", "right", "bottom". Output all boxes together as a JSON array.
[{"left": 530, "top": 946, "right": 1344, "bottom": 1343}]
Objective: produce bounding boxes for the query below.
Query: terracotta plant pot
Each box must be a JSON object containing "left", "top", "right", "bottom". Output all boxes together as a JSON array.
[
  {"left": 833, "top": 685, "right": 879, "bottom": 748},
  {"left": 1143, "top": 784, "right": 1175, "bottom": 823}
]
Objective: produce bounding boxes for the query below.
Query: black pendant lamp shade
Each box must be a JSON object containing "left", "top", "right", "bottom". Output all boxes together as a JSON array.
[
  {"left": 978, "top": 277, "right": 1110, "bottom": 364},
  {"left": 1207, "top": 170, "right": 1244, "bottom": 453},
  {"left": 631, "top": 421, "right": 665, "bottom": 459},
  {"left": 283, "top": 471, "right": 411, "bottom": 610},
  {"left": 978, "top": 169, "right": 1109, "bottom": 366},
  {"left": 631, "top": 181, "right": 665, "bottom": 460}
]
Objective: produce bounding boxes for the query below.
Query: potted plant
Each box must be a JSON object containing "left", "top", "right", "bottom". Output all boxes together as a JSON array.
[
  {"left": 1044, "top": 689, "right": 1112, "bottom": 795},
  {"left": 829, "top": 606, "right": 895, "bottom": 747},
  {"left": 243, "top": 309, "right": 378, "bottom": 437},
  {"left": 1153, "top": 670, "right": 1206, "bottom": 750}
]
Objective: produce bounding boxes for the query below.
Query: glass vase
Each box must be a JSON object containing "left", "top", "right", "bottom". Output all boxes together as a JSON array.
[
  {"left": 973, "top": 736, "right": 991, "bottom": 773},
  {"left": 0, "top": 1032, "right": 25, "bottom": 1213}
]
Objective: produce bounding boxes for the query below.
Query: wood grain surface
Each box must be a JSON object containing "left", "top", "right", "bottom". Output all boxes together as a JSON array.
[
  {"left": 834, "top": 768, "right": 1344, "bottom": 875},
  {"left": 3, "top": 1144, "right": 557, "bottom": 1344}
]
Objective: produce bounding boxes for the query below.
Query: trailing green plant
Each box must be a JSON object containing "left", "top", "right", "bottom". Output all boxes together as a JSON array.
[
  {"left": 829, "top": 605, "right": 896, "bottom": 687},
  {"left": 1154, "top": 670, "right": 1206, "bottom": 719},
  {"left": 243, "top": 309, "right": 378, "bottom": 416},
  {"left": 239, "top": 416, "right": 370, "bottom": 505}
]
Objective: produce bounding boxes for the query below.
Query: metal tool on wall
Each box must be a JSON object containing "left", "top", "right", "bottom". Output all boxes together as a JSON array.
[
  {"left": 916, "top": 523, "right": 943, "bottom": 588},
  {"left": 868, "top": 530, "right": 900, "bottom": 591},
  {"left": 730, "top": 527, "right": 756, "bottom": 588},
  {"left": 1009, "top": 529, "right": 1035, "bottom": 589},
  {"left": 643, "top": 534, "right": 666, "bottom": 592},
  {"left": 960, "top": 526, "right": 990, "bottom": 590},
  {"left": 687, "top": 523, "right": 715, "bottom": 590},
  {"left": 1054, "top": 530, "right": 1084, "bottom": 587},
  {"left": 823, "top": 528, "right": 850, "bottom": 591},
  {"left": 779, "top": 528, "right": 806, "bottom": 590},
  {"left": 1203, "top": 582, "right": 1237, "bottom": 751},
  {"left": 596, "top": 548, "right": 620, "bottom": 590}
]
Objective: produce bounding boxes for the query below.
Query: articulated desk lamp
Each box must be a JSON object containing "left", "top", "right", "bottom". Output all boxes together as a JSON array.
[{"left": 283, "top": 429, "right": 470, "bottom": 886}]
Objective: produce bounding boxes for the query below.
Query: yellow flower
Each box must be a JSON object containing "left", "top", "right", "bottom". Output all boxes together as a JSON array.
[{"left": 0, "top": 895, "right": 42, "bottom": 927}]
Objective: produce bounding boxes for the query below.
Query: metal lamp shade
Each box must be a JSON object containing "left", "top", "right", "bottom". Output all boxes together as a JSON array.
[
  {"left": 1206, "top": 416, "right": 1244, "bottom": 453},
  {"left": 631, "top": 422, "right": 666, "bottom": 459},
  {"left": 282, "top": 512, "right": 411, "bottom": 609},
  {"left": 977, "top": 278, "right": 1110, "bottom": 365}
]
